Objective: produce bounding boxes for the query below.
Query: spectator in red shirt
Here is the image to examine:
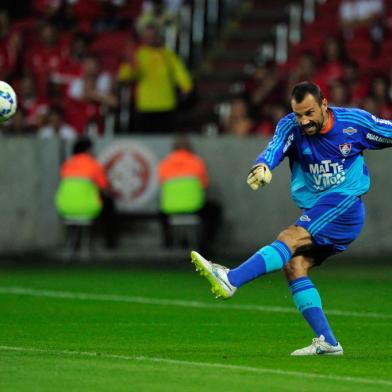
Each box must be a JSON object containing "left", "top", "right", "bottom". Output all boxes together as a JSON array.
[
  {"left": 32, "top": 0, "right": 62, "bottom": 18},
  {"left": 25, "top": 22, "right": 68, "bottom": 97},
  {"left": 243, "top": 61, "right": 286, "bottom": 128},
  {"left": 328, "top": 80, "right": 352, "bottom": 107},
  {"left": 32, "top": 0, "right": 104, "bottom": 32},
  {"left": 51, "top": 32, "right": 90, "bottom": 93},
  {"left": 17, "top": 73, "right": 49, "bottom": 130},
  {"left": 33, "top": 1, "right": 78, "bottom": 31},
  {"left": 256, "top": 103, "right": 288, "bottom": 137},
  {"left": 368, "top": 74, "right": 392, "bottom": 118},
  {"left": 339, "top": 0, "right": 385, "bottom": 54},
  {"left": 341, "top": 59, "right": 368, "bottom": 106},
  {"left": 38, "top": 105, "right": 77, "bottom": 140},
  {"left": 221, "top": 96, "right": 256, "bottom": 136},
  {"left": 314, "top": 36, "right": 347, "bottom": 88},
  {"left": 65, "top": 54, "right": 118, "bottom": 135},
  {"left": 361, "top": 95, "right": 378, "bottom": 115},
  {"left": 245, "top": 61, "right": 283, "bottom": 110},
  {"left": 0, "top": 10, "right": 23, "bottom": 81},
  {"left": 286, "top": 51, "right": 327, "bottom": 100}
]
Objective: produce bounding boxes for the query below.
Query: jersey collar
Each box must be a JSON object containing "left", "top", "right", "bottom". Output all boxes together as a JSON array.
[{"left": 320, "top": 109, "right": 334, "bottom": 134}]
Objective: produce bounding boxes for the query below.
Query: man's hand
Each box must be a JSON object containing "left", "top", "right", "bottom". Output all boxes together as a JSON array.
[{"left": 247, "top": 163, "right": 272, "bottom": 190}]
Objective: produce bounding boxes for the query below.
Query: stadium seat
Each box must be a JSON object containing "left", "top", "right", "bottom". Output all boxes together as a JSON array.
[
  {"left": 168, "top": 214, "right": 202, "bottom": 248},
  {"left": 160, "top": 177, "right": 205, "bottom": 248}
]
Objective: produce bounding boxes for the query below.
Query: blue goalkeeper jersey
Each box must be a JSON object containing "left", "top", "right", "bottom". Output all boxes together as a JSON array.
[{"left": 255, "top": 107, "right": 392, "bottom": 209}]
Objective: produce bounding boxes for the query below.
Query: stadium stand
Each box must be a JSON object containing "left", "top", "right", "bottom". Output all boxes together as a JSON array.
[
  {"left": 1, "top": 0, "right": 392, "bottom": 137},
  {"left": 190, "top": 0, "right": 392, "bottom": 135}
]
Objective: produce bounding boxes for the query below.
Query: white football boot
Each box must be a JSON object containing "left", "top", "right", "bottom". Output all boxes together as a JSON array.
[
  {"left": 190, "top": 251, "right": 237, "bottom": 299},
  {"left": 291, "top": 335, "right": 343, "bottom": 356}
]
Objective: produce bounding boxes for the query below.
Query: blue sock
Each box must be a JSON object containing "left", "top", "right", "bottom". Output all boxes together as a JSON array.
[
  {"left": 227, "top": 240, "right": 291, "bottom": 288},
  {"left": 289, "top": 277, "right": 338, "bottom": 346}
]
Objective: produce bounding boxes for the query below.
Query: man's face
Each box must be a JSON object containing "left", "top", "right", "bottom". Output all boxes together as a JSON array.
[
  {"left": 291, "top": 93, "right": 328, "bottom": 136},
  {"left": 142, "top": 27, "right": 161, "bottom": 47}
]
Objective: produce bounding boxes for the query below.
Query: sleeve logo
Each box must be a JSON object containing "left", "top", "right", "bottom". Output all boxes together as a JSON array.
[
  {"left": 371, "top": 115, "right": 392, "bottom": 126},
  {"left": 366, "top": 133, "right": 392, "bottom": 144}
]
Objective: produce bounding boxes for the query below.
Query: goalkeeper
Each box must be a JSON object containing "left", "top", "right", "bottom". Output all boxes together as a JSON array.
[{"left": 191, "top": 81, "right": 392, "bottom": 356}]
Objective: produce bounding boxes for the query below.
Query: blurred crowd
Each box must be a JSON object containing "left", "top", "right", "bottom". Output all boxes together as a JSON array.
[
  {"left": 1, "top": 0, "right": 392, "bottom": 138},
  {"left": 219, "top": 0, "right": 392, "bottom": 137},
  {"left": 0, "top": 0, "right": 187, "bottom": 138}
]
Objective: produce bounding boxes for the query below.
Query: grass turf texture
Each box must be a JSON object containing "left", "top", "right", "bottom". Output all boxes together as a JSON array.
[{"left": 0, "top": 261, "right": 391, "bottom": 391}]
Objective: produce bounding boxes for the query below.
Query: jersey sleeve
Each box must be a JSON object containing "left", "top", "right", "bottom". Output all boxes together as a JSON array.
[
  {"left": 254, "top": 117, "right": 295, "bottom": 169},
  {"left": 356, "top": 110, "right": 392, "bottom": 150}
]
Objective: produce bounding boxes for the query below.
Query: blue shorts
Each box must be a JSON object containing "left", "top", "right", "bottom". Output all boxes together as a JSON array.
[{"left": 294, "top": 193, "right": 365, "bottom": 264}]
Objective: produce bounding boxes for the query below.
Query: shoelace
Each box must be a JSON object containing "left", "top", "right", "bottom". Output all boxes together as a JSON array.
[
  {"left": 311, "top": 337, "right": 324, "bottom": 347},
  {"left": 211, "top": 263, "right": 224, "bottom": 270},
  {"left": 211, "top": 264, "right": 233, "bottom": 289}
]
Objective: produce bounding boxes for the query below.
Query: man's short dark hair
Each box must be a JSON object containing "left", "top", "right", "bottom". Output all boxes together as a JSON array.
[
  {"left": 73, "top": 136, "right": 92, "bottom": 155},
  {"left": 291, "top": 81, "right": 324, "bottom": 105}
]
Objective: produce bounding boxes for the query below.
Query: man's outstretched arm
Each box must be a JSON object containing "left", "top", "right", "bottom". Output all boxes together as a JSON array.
[{"left": 247, "top": 116, "right": 295, "bottom": 190}]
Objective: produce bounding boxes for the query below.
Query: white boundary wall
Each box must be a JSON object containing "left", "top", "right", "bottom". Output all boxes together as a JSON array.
[{"left": 0, "top": 136, "right": 391, "bottom": 257}]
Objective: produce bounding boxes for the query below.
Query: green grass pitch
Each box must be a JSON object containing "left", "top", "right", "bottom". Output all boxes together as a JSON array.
[{"left": 0, "top": 260, "right": 391, "bottom": 391}]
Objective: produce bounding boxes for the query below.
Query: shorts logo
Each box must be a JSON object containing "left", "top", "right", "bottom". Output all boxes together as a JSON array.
[
  {"left": 339, "top": 143, "right": 352, "bottom": 156},
  {"left": 343, "top": 127, "right": 357, "bottom": 135},
  {"left": 299, "top": 215, "right": 311, "bottom": 222}
]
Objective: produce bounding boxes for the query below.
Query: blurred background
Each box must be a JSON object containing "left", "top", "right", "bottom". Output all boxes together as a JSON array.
[{"left": 0, "top": 0, "right": 392, "bottom": 264}]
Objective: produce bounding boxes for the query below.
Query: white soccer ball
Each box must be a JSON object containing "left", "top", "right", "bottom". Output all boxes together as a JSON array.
[{"left": 0, "top": 81, "right": 17, "bottom": 123}]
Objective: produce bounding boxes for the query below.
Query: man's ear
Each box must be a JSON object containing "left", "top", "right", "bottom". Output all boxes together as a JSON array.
[{"left": 321, "top": 98, "right": 328, "bottom": 111}]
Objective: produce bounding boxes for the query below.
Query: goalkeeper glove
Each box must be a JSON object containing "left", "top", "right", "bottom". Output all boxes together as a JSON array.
[{"left": 247, "top": 163, "right": 272, "bottom": 190}]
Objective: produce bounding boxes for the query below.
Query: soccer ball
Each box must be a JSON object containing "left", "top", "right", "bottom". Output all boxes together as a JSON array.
[{"left": 0, "top": 81, "right": 17, "bottom": 123}]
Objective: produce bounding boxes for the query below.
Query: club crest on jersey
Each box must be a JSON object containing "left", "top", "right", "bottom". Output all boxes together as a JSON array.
[
  {"left": 342, "top": 127, "right": 357, "bottom": 135},
  {"left": 339, "top": 143, "right": 352, "bottom": 156}
]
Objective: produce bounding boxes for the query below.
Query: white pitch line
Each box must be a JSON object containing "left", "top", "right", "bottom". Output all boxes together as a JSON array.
[
  {"left": 1, "top": 345, "right": 392, "bottom": 387},
  {"left": 0, "top": 286, "right": 391, "bottom": 320}
]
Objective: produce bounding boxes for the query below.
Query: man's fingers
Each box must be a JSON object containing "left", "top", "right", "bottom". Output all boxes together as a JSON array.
[
  {"left": 247, "top": 173, "right": 262, "bottom": 190},
  {"left": 246, "top": 163, "right": 272, "bottom": 190}
]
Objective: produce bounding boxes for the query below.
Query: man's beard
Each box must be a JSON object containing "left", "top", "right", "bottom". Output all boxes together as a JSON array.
[{"left": 301, "top": 120, "right": 323, "bottom": 135}]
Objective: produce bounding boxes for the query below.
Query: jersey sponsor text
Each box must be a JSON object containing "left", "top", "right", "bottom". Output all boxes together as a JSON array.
[{"left": 309, "top": 160, "right": 345, "bottom": 190}]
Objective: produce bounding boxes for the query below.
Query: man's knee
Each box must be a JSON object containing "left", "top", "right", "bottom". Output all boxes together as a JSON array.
[
  {"left": 282, "top": 256, "right": 313, "bottom": 280},
  {"left": 277, "top": 225, "right": 312, "bottom": 254}
]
